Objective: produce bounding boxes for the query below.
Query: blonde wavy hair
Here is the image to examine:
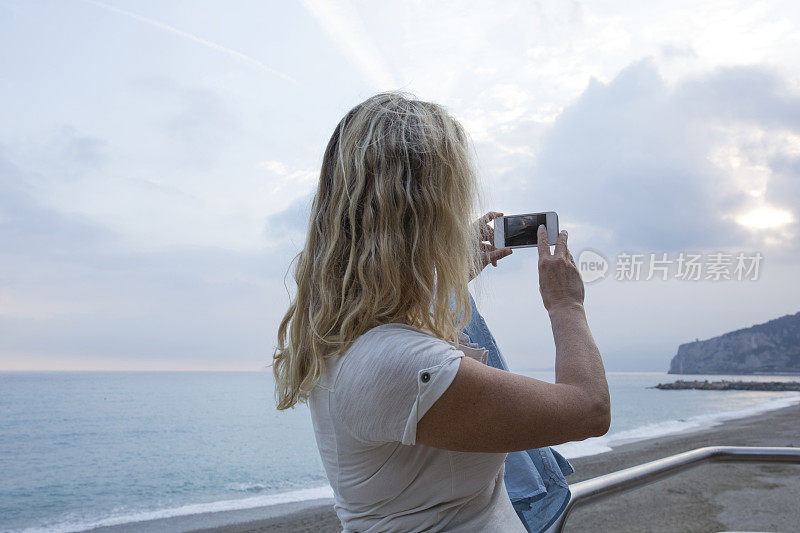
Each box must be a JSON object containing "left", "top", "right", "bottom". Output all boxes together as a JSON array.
[{"left": 273, "top": 91, "right": 482, "bottom": 410}]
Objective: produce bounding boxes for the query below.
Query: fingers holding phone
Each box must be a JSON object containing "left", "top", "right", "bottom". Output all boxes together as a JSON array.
[
  {"left": 470, "top": 211, "right": 513, "bottom": 281},
  {"left": 537, "top": 226, "right": 585, "bottom": 313},
  {"left": 480, "top": 242, "right": 512, "bottom": 268}
]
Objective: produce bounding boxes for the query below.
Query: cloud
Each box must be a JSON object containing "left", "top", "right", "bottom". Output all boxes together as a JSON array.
[
  {"left": 82, "top": 0, "right": 298, "bottom": 85},
  {"left": 495, "top": 58, "right": 800, "bottom": 252},
  {"left": 256, "top": 160, "right": 318, "bottom": 197},
  {"left": 299, "top": 0, "right": 398, "bottom": 90},
  {"left": 8, "top": 126, "right": 108, "bottom": 185},
  {"left": 767, "top": 149, "right": 800, "bottom": 210},
  {"left": 44, "top": 125, "right": 108, "bottom": 172},
  {"left": 145, "top": 80, "right": 243, "bottom": 168},
  {"left": 659, "top": 43, "right": 697, "bottom": 60},
  {"left": 259, "top": 58, "right": 800, "bottom": 284},
  {"left": 674, "top": 65, "right": 800, "bottom": 128},
  {"left": 0, "top": 149, "right": 287, "bottom": 368},
  {"left": 0, "top": 153, "right": 112, "bottom": 257},
  {"left": 263, "top": 192, "right": 314, "bottom": 253}
]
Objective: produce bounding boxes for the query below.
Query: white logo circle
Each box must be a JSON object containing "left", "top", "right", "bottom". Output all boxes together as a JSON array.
[{"left": 577, "top": 249, "right": 608, "bottom": 283}]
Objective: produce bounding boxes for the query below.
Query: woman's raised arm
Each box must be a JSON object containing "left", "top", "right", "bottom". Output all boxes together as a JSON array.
[{"left": 417, "top": 226, "right": 610, "bottom": 453}]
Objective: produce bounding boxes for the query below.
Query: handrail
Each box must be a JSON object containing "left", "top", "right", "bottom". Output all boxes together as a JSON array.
[{"left": 552, "top": 446, "right": 800, "bottom": 532}]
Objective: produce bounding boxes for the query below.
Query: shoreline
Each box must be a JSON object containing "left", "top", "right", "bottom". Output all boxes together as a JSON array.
[
  {"left": 80, "top": 399, "right": 800, "bottom": 533},
  {"left": 552, "top": 391, "right": 800, "bottom": 458}
]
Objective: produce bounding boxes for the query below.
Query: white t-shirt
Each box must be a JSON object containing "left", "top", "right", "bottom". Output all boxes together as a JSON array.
[{"left": 308, "top": 323, "right": 526, "bottom": 532}]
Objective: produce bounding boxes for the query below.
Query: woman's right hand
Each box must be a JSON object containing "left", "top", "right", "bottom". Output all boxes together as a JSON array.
[
  {"left": 417, "top": 224, "right": 610, "bottom": 453},
  {"left": 537, "top": 225, "right": 585, "bottom": 313}
]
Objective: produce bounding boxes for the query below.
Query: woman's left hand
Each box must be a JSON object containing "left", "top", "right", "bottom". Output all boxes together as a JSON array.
[{"left": 471, "top": 211, "right": 512, "bottom": 280}]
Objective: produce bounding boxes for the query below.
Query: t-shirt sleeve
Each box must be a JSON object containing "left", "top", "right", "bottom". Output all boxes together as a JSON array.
[{"left": 331, "top": 327, "right": 465, "bottom": 446}]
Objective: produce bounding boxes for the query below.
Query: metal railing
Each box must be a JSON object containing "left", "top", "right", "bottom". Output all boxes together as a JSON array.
[{"left": 552, "top": 446, "right": 800, "bottom": 532}]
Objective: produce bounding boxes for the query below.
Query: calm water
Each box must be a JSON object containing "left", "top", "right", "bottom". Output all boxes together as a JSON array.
[{"left": 1, "top": 371, "right": 799, "bottom": 532}]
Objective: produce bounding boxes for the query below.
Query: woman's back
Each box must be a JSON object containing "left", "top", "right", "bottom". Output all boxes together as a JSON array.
[
  {"left": 309, "top": 323, "right": 526, "bottom": 532},
  {"left": 274, "top": 91, "right": 610, "bottom": 531}
]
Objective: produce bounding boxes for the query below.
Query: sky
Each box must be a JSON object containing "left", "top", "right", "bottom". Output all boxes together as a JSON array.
[{"left": 1, "top": 0, "right": 799, "bottom": 371}]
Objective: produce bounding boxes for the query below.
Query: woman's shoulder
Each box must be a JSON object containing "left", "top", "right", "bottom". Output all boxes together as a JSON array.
[
  {"left": 341, "top": 323, "right": 462, "bottom": 373},
  {"left": 350, "top": 323, "right": 455, "bottom": 355},
  {"left": 329, "top": 323, "right": 468, "bottom": 445}
]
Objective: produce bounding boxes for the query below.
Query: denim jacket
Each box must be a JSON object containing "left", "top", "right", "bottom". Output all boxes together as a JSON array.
[{"left": 462, "top": 293, "right": 574, "bottom": 533}]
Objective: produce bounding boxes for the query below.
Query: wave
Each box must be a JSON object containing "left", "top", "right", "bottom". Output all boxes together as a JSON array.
[
  {"left": 18, "top": 484, "right": 335, "bottom": 533},
  {"left": 225, "top": 481, "right": 272, "bottom": 493},
  {"left": 553, "top": 392, "right": 800, "bottom": 459}
]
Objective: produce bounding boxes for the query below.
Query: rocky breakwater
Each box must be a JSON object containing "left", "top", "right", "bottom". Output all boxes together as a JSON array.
[{"left": 653, "top": 379, "right": 800, "bottom": 391}]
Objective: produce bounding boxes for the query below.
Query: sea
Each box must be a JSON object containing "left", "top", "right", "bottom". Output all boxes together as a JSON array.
[{"left": 2, "top": 371, "right": 799, "bottom": 532}]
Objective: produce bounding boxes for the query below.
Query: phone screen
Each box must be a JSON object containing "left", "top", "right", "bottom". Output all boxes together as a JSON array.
[{"left": 504, "top": 213, "right": 548, "bottom": 247}]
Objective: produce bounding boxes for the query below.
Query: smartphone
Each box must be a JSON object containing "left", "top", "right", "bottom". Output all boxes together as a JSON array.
[{"left": 493, "top": 212, "right": 559, "bottom": 249}]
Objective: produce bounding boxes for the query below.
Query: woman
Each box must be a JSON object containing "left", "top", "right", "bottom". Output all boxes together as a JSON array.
[{"left": 273, "top": 92, "right": 610, "bottom": 532}]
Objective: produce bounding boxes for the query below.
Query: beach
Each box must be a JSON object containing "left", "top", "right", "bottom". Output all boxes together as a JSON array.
[{"left": 162, "top": 402, "right": 800, "bottom": 533}]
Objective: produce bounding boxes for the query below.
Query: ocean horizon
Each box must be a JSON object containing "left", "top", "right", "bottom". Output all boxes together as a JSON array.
[{"left": 2, "top": 370, "right": 800, "bottom": 533}]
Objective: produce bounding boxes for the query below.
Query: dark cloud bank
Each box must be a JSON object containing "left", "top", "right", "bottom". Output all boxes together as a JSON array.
[{"left": 511, "top": 58, "right": 800, "bottom": 253}]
